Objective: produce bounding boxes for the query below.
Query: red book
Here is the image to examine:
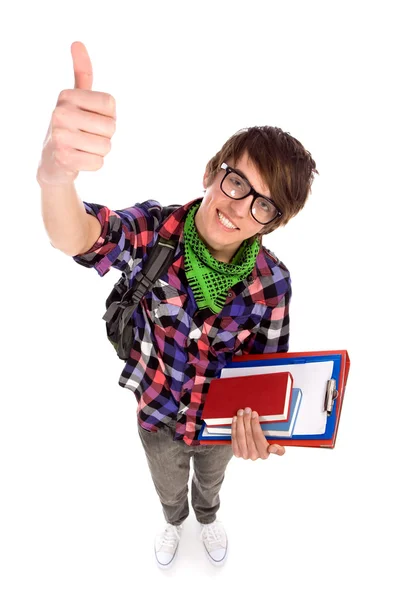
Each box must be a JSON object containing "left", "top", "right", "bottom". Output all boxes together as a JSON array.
[{"left": 202, "top": 371, "right": 294, "bottom": 426}]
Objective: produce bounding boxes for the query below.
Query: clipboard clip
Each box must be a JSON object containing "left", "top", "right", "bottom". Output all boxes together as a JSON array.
[{"left": 324, "top": 379, "right": 338, "bottom": 416}]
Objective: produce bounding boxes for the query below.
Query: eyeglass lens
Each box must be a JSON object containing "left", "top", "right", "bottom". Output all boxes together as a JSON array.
[{"left": 222, "top": 172, "right": 278, "bottom": 224}]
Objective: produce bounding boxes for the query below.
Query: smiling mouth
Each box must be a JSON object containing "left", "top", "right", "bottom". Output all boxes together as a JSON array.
[{"left": 216, "top": 209, "right": 239, "bottom": 230}]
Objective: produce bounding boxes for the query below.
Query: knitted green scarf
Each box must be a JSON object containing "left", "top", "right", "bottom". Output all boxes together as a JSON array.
[{"left": 183, "top": 202, "right": 260, "bottom": 313}]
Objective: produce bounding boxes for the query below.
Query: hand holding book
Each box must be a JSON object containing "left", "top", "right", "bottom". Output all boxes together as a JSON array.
[{"left": 231, "top": 407, "right": 286, "bottom": 460}]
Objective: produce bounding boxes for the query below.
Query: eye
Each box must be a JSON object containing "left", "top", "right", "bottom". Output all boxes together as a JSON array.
[
  {"left": 258, "top": 199, "right": 273, "bottom": 212},
  {"left": 230, "top": 176, "right": 244, "bottom": 189}
]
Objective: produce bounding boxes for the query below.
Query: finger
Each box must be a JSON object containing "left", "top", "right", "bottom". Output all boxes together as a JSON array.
[
  {"left": 53, "top": 103, "right": 116, "bottom": 138},
  {"left": 52, "top": 147, "right": 104, "bottom": 172},
  {"left": 235, "top": 409, "right": 249, "bottom": 459},
  {"left": 243, "top": 408, "right": 259, "bottom": 460},
  {"left": 250, "top": 411, "right": 270, "bottom": 460},
  {"left": 267, "top": 444, "right": 286, "bottom": 456},
  {"left": 52, "top": 128, "right": 112, "bottom": 157},
  {"left": 57, "top": 89, "right": 117, "bottom": 120},
  {"left": 71, "top": 41, "right": 93, "bottom": 91},
  {"left": 231, "top": 416, "right": 240, "bottom": 458}
]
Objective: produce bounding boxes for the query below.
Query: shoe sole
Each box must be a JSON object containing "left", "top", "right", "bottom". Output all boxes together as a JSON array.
[
  {"left": 154, "top": 548, "right": 178, "bottom": 570},
  {"left": 203, "top": 542, "right": 228, "bottom": 567},
  {"left": 154, "top": 540, "right": 180, "bottom": 569}
]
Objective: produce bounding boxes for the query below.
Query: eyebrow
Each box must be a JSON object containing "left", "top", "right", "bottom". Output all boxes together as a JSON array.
[{"left": 232, "top": 166, "right": 250, "bottom": 182}]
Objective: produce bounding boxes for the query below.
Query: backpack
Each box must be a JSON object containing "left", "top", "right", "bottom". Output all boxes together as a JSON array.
[{"left": 102, "top": 204, "right": 180, "bottom": 360}]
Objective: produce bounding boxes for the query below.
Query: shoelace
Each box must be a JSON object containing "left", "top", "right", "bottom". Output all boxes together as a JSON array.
[
  {"left": 201, "top": 522, "right": 223, "bottom": 547},
  {"left": 159, "top": 525, "right": 181, "bottom": 549}
]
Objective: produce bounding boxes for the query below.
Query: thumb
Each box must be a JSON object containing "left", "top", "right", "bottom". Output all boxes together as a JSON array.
[
  {"left": 71, "top": 41, "right": 93, "bottom": 90},
  {"left": 268, "top": 444, "right": 286, "bottom": 456}
]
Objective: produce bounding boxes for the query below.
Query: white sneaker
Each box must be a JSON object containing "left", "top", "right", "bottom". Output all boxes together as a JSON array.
[
  {"left": 200, "top": 520, "right": 228, "bottom": 566},
  {"left": 154, "top": 523, "right": 183, "bottom": 569}
]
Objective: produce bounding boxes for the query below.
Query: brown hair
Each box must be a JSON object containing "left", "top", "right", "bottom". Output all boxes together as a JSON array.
[{"left": 205, "top": 125, "right": 319, "bottom": 237}]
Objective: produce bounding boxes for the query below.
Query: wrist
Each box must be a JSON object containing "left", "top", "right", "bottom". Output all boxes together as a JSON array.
[{"left": 36, "top": 166, "right": 77, "bottom": 189}]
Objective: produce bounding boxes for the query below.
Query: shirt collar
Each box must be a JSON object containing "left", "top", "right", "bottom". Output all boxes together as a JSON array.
[{"left": 158, "top": 198, "right": 201, "bottom": 243}]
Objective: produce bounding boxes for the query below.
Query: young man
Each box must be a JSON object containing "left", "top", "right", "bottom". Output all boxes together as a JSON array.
[{"left": 38, "top": 42, "right": 317, "bottom": 569}]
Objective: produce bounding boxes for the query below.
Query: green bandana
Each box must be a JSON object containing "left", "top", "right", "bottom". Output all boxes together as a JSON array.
[{"left": 183, "top": 202, "right": 260, "bottom": 313}]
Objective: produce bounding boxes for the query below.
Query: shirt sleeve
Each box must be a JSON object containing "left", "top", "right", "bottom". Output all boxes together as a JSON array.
[
  {"left": 72, "top": 200, "right": 164, "bottom": 277},
  {"left": 240, "top": 282, "right": 292, "bottom": 355}
]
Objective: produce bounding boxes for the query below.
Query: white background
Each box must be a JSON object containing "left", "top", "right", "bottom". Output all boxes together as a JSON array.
[{"left": 1, "top": 1, "right": 399, "bottom": 598}]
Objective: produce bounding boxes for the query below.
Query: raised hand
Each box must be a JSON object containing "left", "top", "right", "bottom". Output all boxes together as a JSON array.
[{"left": 37, "top": 41, "right": 117, "bottom": 186}]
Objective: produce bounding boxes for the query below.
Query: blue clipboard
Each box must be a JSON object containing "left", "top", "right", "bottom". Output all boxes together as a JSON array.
[{"left": 198, "top": 350, "right": 350, "bottom": 447}]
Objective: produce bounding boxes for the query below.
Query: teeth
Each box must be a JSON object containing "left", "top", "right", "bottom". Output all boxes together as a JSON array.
[{"left": 217, "top": 210, "right": 236, "bottom": 229}]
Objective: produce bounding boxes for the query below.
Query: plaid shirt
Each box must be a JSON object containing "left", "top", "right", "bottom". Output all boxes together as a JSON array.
[{"left": 73, "top": 198, "right": 291, "bottom": 446}]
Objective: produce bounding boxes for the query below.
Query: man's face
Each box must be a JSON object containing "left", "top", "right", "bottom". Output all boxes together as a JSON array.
[{"left": 194, "top": 151, "right": 270, "bottom": 263}]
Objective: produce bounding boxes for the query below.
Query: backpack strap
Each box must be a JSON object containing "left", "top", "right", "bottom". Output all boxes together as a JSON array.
[
  {"left": 115, "top": 236, "right": 177, "bottom": 332},
  {"left": 102, "top": 205, "right": 180, "bottom": 360}
]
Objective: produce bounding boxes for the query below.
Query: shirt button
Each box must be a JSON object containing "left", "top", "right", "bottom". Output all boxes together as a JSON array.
[
  {"left": 227, "top": 292, "right": 233, "bottom": 298},
  {"left": 248, "top": 276, "right": 254, "bottom": 283}
]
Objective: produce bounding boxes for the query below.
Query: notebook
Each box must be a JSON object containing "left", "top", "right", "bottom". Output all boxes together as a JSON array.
[{"left": 202, "top": 371, "right": 293, "bottom": 426}]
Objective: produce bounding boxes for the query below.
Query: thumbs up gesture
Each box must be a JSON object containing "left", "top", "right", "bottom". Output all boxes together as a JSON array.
[{"left": 37, "top": 42, "right": 117, "bottom": 186}]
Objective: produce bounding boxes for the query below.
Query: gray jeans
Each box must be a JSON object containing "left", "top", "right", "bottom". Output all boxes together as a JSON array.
[{"left": 137, "top": 420, "right": 234, "bottom": 526}]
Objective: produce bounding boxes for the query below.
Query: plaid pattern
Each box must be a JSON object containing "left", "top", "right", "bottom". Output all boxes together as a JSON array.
[{"left": 73, "top": 198, "right": 291, "bottom": 446}]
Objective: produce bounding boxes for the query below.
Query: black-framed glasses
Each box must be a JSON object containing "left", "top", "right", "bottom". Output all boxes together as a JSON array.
[{"left": 220, "top": 162, "right": 282, "bottom": 225}]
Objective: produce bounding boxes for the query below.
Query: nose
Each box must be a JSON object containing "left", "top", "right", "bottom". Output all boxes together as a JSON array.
[{"left": 230, "top": 196, "right": 254, "bottom": 220}]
